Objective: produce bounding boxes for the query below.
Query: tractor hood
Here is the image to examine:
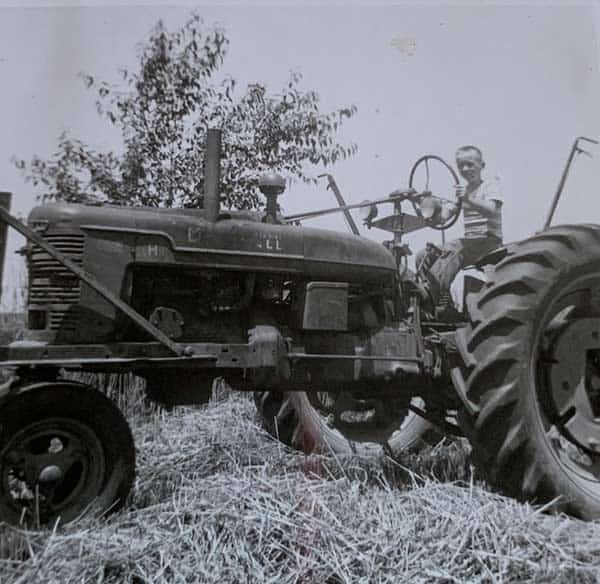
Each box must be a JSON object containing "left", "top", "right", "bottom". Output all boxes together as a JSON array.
[{"left": 28, "top": 203, "right": 397, "bottom": 282}]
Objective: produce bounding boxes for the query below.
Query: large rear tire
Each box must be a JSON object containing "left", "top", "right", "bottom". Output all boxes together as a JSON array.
[
  {"left": 254, "top": 390, "right": 438, "bottom": 456},
  {"left": 0, "top": 382, "right": 135, "bottom": 527},
  {"left": 456, "top": 225, "right": 600, "bottom": 519}
]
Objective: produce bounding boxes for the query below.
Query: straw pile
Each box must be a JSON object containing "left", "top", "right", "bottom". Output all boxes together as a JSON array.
[{"left": 2, "top": 391, "right": 600, "bottom": 583}]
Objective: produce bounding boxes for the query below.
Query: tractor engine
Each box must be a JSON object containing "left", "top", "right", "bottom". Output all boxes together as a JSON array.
[
  {"left": 19, "top": 195, "right": 433, "bottom": 403},
  {"left": 10, "top": 128, "right": 458, "bottom": 427}
]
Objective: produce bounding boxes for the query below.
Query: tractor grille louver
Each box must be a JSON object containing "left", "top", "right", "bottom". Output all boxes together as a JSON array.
[{"left": 28, "top": 233, "right": 85, "bottom": 332}]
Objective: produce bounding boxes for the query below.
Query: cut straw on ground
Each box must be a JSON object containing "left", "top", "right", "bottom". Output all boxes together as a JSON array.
[{"left": 2, "top": 391, "right": 600, "bottom": 583}]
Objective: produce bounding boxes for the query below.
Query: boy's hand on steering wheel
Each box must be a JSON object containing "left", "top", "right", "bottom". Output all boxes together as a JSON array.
[{"left": 455, "top": 184, "right": 467, "bottom": 200}]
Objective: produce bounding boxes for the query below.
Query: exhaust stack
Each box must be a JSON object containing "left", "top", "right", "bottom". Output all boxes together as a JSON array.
[
  {"left": 204, "top": 128, "right": 222, "bottom": 223},
  {"left": 0, "top": 192, "right": 11, "bottom": 306}
]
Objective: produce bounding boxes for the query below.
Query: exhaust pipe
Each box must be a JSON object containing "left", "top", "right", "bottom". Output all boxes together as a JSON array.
[
  {"left": 0, "top": 192, "right": 11, "bottom": 306},
  {"left": 204, "top": 128, "right": 221, "bottom": 223}
]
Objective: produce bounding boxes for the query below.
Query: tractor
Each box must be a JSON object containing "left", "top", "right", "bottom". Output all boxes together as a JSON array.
[{"left": 1, "top": 129, "right": 600, "bottom": 526}]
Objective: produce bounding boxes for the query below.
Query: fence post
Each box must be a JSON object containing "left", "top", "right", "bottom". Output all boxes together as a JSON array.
[{"left": 0, "top": 192, "right": 12, "bottom": 306}]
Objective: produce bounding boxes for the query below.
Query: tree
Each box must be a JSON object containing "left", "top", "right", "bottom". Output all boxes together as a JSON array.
[{"left": 15, "top": 13, "right": 357, "bottom": 210}]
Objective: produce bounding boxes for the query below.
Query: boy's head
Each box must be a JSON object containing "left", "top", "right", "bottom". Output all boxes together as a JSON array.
[{"left": 456, "top": 145, "right": 485, "bottom": 185}]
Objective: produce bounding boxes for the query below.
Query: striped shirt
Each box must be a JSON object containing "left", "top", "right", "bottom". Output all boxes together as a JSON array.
[{"left": 463, "top": 177, "right": 503, "bottom": 240}]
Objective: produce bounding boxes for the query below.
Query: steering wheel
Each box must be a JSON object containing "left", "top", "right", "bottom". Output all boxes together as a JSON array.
[{"left": 408, "top": 155, "right": 462, "bottom": 231}]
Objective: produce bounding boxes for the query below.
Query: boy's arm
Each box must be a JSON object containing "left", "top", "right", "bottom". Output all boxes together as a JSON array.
[
  {"left": 457, "top": 179, "right": 503, "bottom": 217},
  {"left": 461, "top": 195, "right": 500, "bottom": 217}
]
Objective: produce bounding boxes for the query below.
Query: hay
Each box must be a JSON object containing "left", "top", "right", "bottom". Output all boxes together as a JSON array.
[{"left": 2, "top": 394, "right": 600, "bottom": 583}]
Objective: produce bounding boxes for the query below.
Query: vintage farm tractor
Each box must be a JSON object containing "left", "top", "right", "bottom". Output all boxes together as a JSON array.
[{"left": 1, "top": 130, "right": 600, "bottom": 526}]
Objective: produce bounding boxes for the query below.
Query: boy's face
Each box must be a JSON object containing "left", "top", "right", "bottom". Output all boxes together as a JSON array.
[{"left": 456, "top": 149, "right": 484, "bottom": 185}]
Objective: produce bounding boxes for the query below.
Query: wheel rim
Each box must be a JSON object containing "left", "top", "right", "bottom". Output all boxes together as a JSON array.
[
  {"left": 534, "top": 271, "right": 600, "bottom": 493},
  {"left": 0, "top": 417, "right": 106, "bottom": 524}
]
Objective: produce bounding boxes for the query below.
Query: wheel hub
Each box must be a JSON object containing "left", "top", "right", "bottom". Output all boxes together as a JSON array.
[
  {"left": 1, "top": 417, "right": 105, "bottom": 523},
  {"left": 38, "top": 465, "right": 64, "bottom": 485}
]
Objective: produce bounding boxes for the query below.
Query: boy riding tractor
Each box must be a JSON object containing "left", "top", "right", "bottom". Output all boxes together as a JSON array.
[
  {"left": 1, "top": 132, "right": 600, "bottom": 526},
  {"left": 256, "top": 138, "right": 600, "bottom": 521},
  {"left": 416, "top": 145, "right": 503, "bottom": 309}
]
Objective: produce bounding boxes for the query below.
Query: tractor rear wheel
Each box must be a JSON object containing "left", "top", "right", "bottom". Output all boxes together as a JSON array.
[
  {"left": 254, "top": 390, "right": 438, "bottom": 456},
  {"left": 456, "top": 225, "right": 600, "bottom": 519},
  {"left": 0, "top": 382, "right": 135, "bottom": 527}
]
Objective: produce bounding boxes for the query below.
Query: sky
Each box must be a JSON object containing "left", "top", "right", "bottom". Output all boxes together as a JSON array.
[{"left": 0, "top": 1, "right": 599, "bottom": 308}]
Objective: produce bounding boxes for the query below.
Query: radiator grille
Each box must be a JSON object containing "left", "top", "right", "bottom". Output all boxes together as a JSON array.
[{"left": 28, "top": 234, "right": 85, "bottom": 332}]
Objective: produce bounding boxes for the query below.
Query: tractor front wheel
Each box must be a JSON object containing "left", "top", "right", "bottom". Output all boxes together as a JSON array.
[
  {"left": 254, "top": 390, "right": 438, "bottom": 456},
  {"left": 0, "top": 382, "right": 135, "bottom": 527}
]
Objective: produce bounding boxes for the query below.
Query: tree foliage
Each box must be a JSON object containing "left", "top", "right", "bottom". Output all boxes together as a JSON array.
[{"left": 15, "top": 13, "right": 357, "bottom": 209}]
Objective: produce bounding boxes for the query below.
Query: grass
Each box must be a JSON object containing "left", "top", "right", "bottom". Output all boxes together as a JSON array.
[{"left": 1, "top": 388, "right": 600, "bottom": 583}]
